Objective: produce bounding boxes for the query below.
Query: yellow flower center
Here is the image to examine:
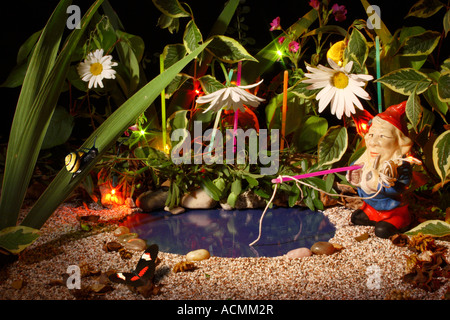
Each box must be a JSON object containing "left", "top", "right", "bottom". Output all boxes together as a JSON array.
[
  {"left": 332, "top": 72, "right": 349, "bottom": 89},
  {"left": 90, "top": 62, "right": 103, "bottom": 76}
]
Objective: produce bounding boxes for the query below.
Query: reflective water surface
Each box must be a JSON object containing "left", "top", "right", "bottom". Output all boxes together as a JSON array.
[{"left": 121, "top": 207, "right": 335, "bottom": 258}]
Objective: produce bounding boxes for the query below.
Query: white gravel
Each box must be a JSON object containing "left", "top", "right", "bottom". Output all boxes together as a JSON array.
[{"left": 1, "top": 204, "right": 449, "bottom": 300}]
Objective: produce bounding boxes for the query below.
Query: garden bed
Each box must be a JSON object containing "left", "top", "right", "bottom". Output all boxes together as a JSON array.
[{"left": 1, "top": 203, "right": 449, "bottom": 300}]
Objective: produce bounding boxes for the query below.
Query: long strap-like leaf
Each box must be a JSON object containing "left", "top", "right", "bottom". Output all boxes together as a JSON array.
[
  {"left": 21, "top": 40, "right": 212, "bottom": 229},
  {"left": 0, "top": 0, "right": 104, "bottom": 228}
]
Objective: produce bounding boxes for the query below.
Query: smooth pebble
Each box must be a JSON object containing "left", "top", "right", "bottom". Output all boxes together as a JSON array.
[
  {"left": 124, "top": 238, "right": 147, "bottom": 251},
  {"left": 113, "top": 226, "right": 130, "bottom": 237},
  {"left": 181, "top": 189, "right": 217, "bottom": 209},
  {"left": 286, "top": 247, "right": 312, "bottom": 259},
  {"left": 310, "top": 241, "right": 336, "bottom": 255},
  {"left": 186, "top": 249, "right": 210, "bottom": 261},
  {"left": 117, "top": 233, "right": 138, "bottom": 245}
]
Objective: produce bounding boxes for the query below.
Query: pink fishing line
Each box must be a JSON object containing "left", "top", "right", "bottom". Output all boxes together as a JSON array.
[{"left": 271, "top": 164, "right": 363, "bottom": 183}]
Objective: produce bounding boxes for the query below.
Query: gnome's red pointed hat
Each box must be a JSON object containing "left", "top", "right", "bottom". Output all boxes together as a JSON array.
[{"left": 374, "top": 101, "right": 409, "bottom": 136}]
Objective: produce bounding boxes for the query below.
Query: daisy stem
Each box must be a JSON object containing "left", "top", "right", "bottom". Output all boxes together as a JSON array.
[{"left": 220, "top": 62, "right": 231, "bottom": 85}]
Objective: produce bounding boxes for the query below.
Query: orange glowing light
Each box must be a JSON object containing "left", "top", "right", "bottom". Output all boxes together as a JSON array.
[
  {"left": 351, "top": 109, "right": 374, "bottom": 137},
  {"left": 164, "top": 144, "right": 170, "bottom": 154},
  {"left": 100, "top": 184, "right": 124, "bottom": 206},
  {"left": 405, "top": 156, "right": 422, "bottom": 166}
]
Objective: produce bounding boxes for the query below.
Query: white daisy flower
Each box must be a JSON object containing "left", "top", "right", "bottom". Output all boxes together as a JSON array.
[
  {"left": 77, "top": 49, "right": 118, "bottom": 89},
  {"left": 302, "top": 58, "right": 373, "bottom": 119},
  {"left": 196, "top": 79, "right": 265, "bottom": 113}
]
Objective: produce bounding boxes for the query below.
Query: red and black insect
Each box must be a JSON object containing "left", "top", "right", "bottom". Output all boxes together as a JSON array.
[{"left": 108, "top": 244, "right": 158, "bottom": 287}]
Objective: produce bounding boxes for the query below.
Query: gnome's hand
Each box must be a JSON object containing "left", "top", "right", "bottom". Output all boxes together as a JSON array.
[{"left": 347, "top": 165, "right": 363, "bottom": 186}]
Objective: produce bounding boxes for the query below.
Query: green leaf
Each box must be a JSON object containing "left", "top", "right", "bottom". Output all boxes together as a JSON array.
[
  {"left": 0, "top": 226, "right": 40, "bottom": 254},
  {"left": 198, "top": 75, "right": 226, "bottom": 94},
  {"left": 432, "top": 130, "right": 450, "bottom": 183},
  {"left": 325, "top": 173, "right": 335, "bottom": 193},
  {"left": 183, "top": 19, "right": 203, "bottom": 54},
  {"left": 444, "top": 9, "right": 450, "bottom": 37},
  {"left": 376, "top": 68, "right": 431, "bottom": 96},
  {"left": 201, "top": 177, "right": 222, "bottom": 201},
  {"left": 0, "top": 0, "right": 89, "bottom": 229},
  {"left": 437, "top": 72, "right": 450, "bottom": 102},
  {"left": 406, "top": 0, "right": 444, "bottom": 18},
  {"left": 318, "top": 126, "right": 348, "bottom": 166},
  {"left": 398, "top": 30, "right": 440, "bottom": 56},
  {"left": 17, "top": 30, "right": 42, "bottom": 65},
  {"left": 289, "top": 80, "right": 319, "bottom": 99},
  {"left": 0, "top": 62, "right": 28, "bottom": 88},
  {"left": 293, "top": 115, "right": 328, "bottom": 153},
  {"left": 157, "top": 13, "right": 180, "bottom": 34},
  {"left": 151, "top": 0, "right": 190, "bottom": 18},
  {"left": 207, "top": 35, "right": 258, "bottom": 63},
  {"left": 404, "top": 220, "right": 450, "bottom": 237},
  {"left": 165, "top": 73, "right": 191, "bottom": 98},
  {"left": 227, "top": 192, "right": 238, "bottom": 208},
  {"left": 162, "top": 44, "right": 187, "bottom": 69},
  {"left": 423, "top": 72, "right": 448, "bottom": 115},
  {"left": 265, "top": 91, "right": 296, "bottom": 130},
  {"left": 115, "top": 30, "right": 144, "bottom": 94},
  {"left": 41, "top": 106, "right": 74, "bottom": 149},
  {"left": 244, "top": 176, "right": 259, "bottom": 188},
  {"left": 344, "top": 28, "right": 368, "bottom": 73},
  {"left": 231, "top": 179, "right": 242, "bottom": 195},
  {"left": 20, "top": 40, "right": 212, "bottom": 229},
  {"left": 405, "top": 91, "right": 423, "bottom": 132}
]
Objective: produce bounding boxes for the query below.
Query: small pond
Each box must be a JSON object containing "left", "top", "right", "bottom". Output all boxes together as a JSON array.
[{"left": 121, "top": 207, "right": 336, "bottom": 258}]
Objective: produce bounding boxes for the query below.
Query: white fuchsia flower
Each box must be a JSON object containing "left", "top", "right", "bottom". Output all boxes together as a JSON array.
[
  {"left": 196, "top": 79, "right": 265, "bottom": 113},
  {"left": 302, "top": 58, "right": 373, "bottom": 119},
  {"left": 77, "top": 49, "right": 118, "bottom": 89}
]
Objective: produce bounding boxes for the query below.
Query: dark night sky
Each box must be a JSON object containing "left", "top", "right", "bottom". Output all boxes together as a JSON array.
[{"left": 0, "top": 0, "right": 444, "bottom": 141}]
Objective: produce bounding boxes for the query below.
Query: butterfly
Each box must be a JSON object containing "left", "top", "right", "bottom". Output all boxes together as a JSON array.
[{"left": 108, "top": 244, "right": 158, "bottom": 287}]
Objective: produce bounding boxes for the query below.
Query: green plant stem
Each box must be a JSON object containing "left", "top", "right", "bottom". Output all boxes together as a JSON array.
[{"left": 160, "top": 54, "right": 167, "bottom": 150}]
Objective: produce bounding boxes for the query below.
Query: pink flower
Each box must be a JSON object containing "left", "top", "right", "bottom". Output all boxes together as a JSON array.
[
  {"left": 289, "top": 41, "right": 300, "bottom": 53},
  {"left": 332, "top": 4, "right": 347, "bottom": 22},
  {"left": 278, "top": 36, "right": 286, "bottom": 44},
  {"left": 128, "top": 124, "right": 139, "bottom": 131},
  {"left": 269, "top": 17, "right": 281, "bottom": 31},
  {"left": 309, "top": 0, "right": 320, "bottom": 10}
]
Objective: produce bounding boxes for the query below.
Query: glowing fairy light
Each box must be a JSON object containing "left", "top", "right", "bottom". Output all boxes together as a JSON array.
[
  {"left": 140, "top": 130, "right": 146, "bottom": 136},
  {"left": 276, "top": 50, "right": 283, "bottom": 58},
  {"left": 164, "top": 144, "right": 170, "bottom": 154}
]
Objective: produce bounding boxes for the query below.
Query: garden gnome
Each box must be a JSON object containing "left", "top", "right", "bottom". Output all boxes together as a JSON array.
[{"left": 347, "top": 101, "right": 413, "bottom": 238}]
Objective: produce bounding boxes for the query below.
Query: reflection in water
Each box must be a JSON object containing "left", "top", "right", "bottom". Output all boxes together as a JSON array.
[{"left": 121, "top": 207, "right": 335, "bottom": 258}]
